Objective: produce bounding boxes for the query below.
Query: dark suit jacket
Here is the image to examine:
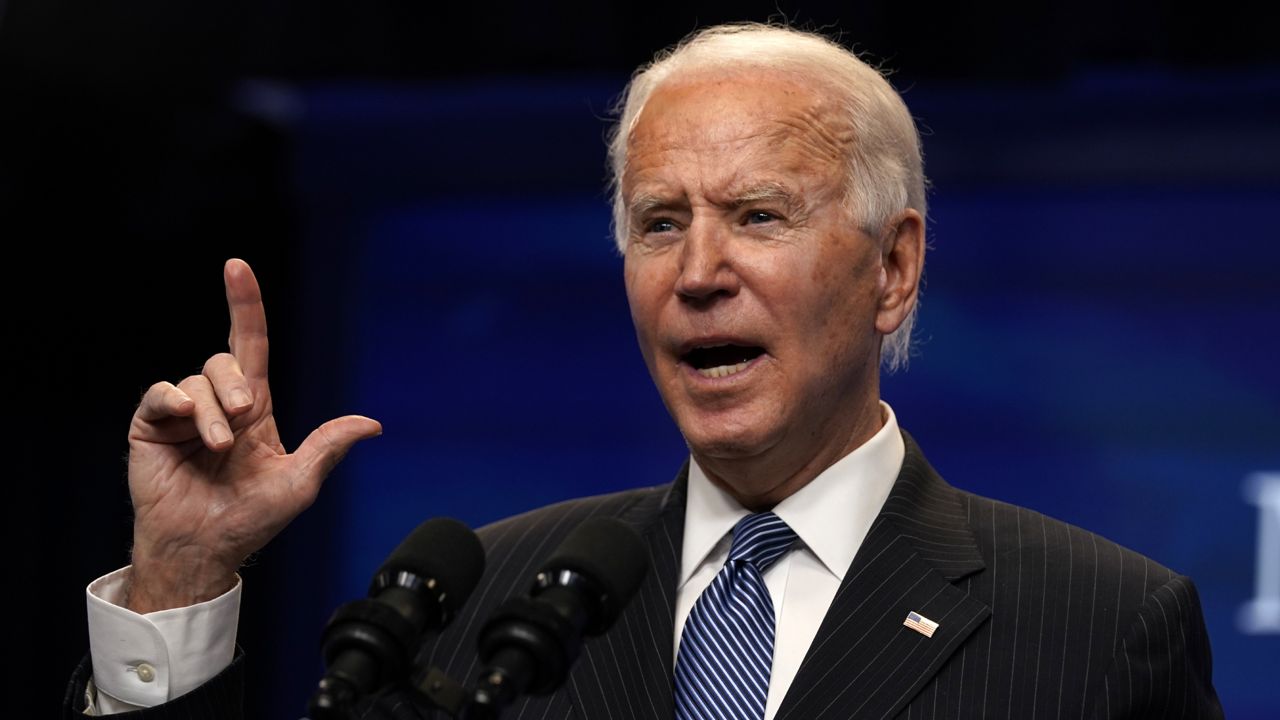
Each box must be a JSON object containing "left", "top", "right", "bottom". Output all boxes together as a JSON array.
[{"left": 65, "top": 432, "right": 1223, "bottom": 719}]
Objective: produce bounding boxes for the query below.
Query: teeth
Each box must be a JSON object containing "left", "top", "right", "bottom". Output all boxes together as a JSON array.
[{"left": 697, "top": 360, "right": 751, "bottom": 378}]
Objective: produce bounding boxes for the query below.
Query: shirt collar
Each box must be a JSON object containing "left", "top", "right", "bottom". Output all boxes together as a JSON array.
[{"left": 679, "top": 401, "right": 905, "bottom": 587}]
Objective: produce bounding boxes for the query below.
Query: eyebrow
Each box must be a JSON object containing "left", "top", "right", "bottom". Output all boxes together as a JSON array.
[
  {"left": 627, "top": 182, "right": 805, "bottom": 218},
  {"left": 728, "top": 182, "right": 802, "bottom": 211},
  {"left": 627, "top": 192, "right": 675, "bottom": 219}
]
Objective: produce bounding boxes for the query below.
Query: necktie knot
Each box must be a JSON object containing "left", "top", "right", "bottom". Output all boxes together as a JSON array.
[{"left": 728, "top": 512, "right": 797, "bottom": 573}]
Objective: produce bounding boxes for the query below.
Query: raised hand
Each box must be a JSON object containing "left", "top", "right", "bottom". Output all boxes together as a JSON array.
[{"left": 124, "top": 259, "right": 382, "bottom": 613}]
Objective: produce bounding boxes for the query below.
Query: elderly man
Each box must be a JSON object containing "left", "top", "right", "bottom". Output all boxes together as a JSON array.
[{"left": 67, "top": 23, "right": 1221, "bottom": 719}]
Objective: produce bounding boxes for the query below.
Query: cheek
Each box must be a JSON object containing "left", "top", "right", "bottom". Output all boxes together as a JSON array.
[
  {"left": 804, "top": 247, "right": 880, "bottom": 345},
  {"left": 624, "top": 258, "right": 666, "bottom": 343},
  {"left": 623, "top": 258, "right": 646, "bottom": 312}
]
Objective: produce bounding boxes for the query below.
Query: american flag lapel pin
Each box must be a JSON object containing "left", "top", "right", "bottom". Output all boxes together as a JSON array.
[{"left": 904, "top": 611, "right": 940, "bottom": 638}]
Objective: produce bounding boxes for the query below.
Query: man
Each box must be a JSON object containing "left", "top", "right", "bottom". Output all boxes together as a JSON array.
[{"left": 67, "top": 23, "right": 1222, "bottom": 719}]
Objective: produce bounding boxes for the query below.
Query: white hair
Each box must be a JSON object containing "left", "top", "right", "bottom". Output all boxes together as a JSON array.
[{"left": 607, "top": 22, "right": 927, "bottom": 372}]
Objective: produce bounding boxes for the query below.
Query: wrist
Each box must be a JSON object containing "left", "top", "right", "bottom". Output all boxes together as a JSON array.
[{"left": 126, "top": 546, "right": 239, "bottom": 613}]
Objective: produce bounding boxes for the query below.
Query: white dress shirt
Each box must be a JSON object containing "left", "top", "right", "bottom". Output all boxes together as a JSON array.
[
  {"left": 83, "top": 567, "right": 241, "bottom": 714},
  {"left": 674, "top": 402, "right": 904, "bottom": 720},
  {"left": 84, "top": 403, "right": 903, "bottom": 716}
]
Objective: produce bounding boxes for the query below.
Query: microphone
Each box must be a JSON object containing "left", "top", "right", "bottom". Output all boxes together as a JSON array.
[
  {"left": 467, "top": 516, "right": 649, "bottom": 717},
  {"left": 308, "top": 517, "right": 486, "bottom": 720}
]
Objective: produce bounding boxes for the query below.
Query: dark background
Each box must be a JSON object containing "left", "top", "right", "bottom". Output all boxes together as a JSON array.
[{"left": 3, "top": 2, "right": 1278, "bottom": 718}]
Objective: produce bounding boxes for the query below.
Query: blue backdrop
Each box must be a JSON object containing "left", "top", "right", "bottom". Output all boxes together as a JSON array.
[{"left": 267, "top": 72, "right": 1279, "bottom": 717}]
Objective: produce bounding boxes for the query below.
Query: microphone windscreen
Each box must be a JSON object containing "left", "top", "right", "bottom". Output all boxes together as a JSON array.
[
  {"left": 538, "top": 517, "right": 648, "bottom": 625},
  {"left": 379, "top": 517, "right": 486, "bottom": 616}
]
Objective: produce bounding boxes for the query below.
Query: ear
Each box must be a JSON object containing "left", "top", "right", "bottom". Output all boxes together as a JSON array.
[{"left": 874, "top": 209, "right": 926, "bottom": 336}]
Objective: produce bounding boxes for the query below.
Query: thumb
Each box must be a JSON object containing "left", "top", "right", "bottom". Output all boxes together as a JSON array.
[{"left": 293, "top": 414, "right": 383, "bottom": 485}]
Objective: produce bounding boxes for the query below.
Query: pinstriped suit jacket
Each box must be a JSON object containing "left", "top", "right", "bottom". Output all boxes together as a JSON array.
[
  {"left": 63, "top": 431, "right": 1223, "bottom": 718},
  {"left": 406, "top": 431, "right": 1222, "bottom": 719}
]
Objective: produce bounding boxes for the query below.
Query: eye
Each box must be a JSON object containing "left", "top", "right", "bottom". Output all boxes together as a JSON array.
[
  {"left": 744, "top": 210, "right": 778, "bottom": 225},
  {"left": 645, "top": 218, "right": 678, "bottom": 234}
]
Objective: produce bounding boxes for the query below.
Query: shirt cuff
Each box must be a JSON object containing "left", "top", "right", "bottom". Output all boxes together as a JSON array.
[{"left": 85, "top": 566, "right": 241, "bottom": 712}]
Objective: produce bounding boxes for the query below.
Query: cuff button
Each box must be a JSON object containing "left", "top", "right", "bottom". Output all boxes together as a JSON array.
[{"left": 135, "top": 662, "right": 156, "bottom": 683}]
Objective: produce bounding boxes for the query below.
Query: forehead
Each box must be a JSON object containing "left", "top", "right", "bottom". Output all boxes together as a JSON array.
[{"left": 622, "top": 71, "right": 852, "bottom": 199}]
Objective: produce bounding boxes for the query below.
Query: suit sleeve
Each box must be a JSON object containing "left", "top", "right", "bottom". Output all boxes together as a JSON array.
[
  {"left": 1089, "top": 574, "right": 1223, "bottom": 719},
  {"left": 63, "top": 652, "right": 246, "bottom": 720}
]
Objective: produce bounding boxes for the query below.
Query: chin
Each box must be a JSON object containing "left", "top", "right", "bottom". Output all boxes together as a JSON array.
[
  {"left": 659, "top": 375, "right": 789, "bottom": 459},
  {"left": 678, "top": 415, "right": 780, "bottom": 463}
]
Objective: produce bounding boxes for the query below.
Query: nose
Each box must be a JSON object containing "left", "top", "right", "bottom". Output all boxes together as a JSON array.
[{"left": 675, "top": 219, "right": 739, "bottom": 304}]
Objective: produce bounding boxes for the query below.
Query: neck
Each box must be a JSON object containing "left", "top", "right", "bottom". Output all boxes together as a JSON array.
[{"left": 694, "top": 393, "right": 886, "bottom": 511}]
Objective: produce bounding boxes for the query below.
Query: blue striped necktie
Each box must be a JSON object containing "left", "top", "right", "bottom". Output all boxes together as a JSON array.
[{"left": 675, "top": 512, "right": 798, "bottom": 720}]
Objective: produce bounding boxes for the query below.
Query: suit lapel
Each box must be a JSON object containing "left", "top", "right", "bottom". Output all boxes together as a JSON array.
[
  {"left": 564, "top": 468, "right": 687, "bottom": 719},
  {"left": 562, "top": 433, "right": 989, "bottom": 720},
  {"left": 777, "top": 432, "right": 991, "bottom": 720}
]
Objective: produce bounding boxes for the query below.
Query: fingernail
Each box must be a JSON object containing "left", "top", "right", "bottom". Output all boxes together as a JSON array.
[
  {"left": 210, "top": 422, "right": 233, "bottom": 446},
  {"left": 229, "top": 389, "right": 252, "bottom": 409}
]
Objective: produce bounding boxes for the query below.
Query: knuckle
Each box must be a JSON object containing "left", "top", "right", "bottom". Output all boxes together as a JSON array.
[
  {"left": 315, "top": 423, "right": 338, "bottom": 450},
  {"left": 176, "top": 374, "right": 208, "bottom": 392},
  {"left": 202, "top": 352, "right": 236, "bottom": 375}
]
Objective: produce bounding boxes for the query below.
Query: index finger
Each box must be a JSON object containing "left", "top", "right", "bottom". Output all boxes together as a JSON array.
[{"left": 224, "top": 258, "right": 269, "bottom": 380}]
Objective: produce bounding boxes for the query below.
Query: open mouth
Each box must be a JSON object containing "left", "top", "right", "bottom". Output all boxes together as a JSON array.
[{"left": 681, "top": 343, "right": 766, "bottom": 378}]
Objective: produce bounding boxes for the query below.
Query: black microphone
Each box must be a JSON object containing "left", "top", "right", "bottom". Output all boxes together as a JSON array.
[
  {"left": 309, "top": 517, "right": 486, "bottom": 720},
  {"left": 467, "top": 516, "right": 649, "bottom": 717}
]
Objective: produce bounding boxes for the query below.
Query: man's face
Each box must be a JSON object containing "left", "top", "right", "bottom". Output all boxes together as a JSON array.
[{"left": 622, "top": 71, "right": 910, "bottom": 506}]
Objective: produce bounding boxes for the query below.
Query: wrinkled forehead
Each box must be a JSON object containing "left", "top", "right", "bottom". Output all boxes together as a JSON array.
[
  {"left": 621, "top": 70, "right": 853, "bottom": 188},
  {"left": 629, "top": 69, "right": 844, "bottom": 145}
]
